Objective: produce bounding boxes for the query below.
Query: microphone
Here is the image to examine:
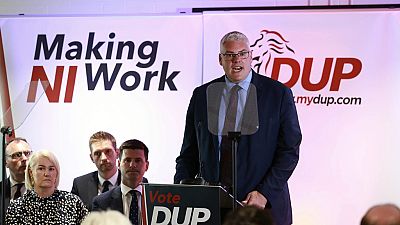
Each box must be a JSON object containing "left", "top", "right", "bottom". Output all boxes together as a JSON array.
[
  {"left": 179, "top": 122, "right": 207, "bottom": 186},
  {"left": 0, "top": 126, "right": 13, "bottom": 136}
]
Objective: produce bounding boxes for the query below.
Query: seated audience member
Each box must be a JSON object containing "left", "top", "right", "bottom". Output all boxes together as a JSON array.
[
  {"left": 0, "top": 137, "right": 32, "bottom": 210},
  {"left": 223, "top": 206, "right": 275, "bottom": 225},
  {"left": 6, "top": 150, "right": 89, "bottom": 224},
  {"left": 92, "top": 139, "right": 149, "bottom": 225},
  {"left": 71, "top": 131, "right": 121, "bottom": 209},
  {"left": 82, "top": 210, "right": 132, "bottom": 225},
  {"left": 71, "top": 131, "right": 149, "bottom": 209},
  {"left": 361, "top": 203, "right": 400, "bottom": 225}
]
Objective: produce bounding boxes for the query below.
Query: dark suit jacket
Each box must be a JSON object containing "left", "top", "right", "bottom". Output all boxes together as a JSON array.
[
  {"left": 71, "top": 170, "right": 148, "bottom": 210},
  {"left": 0, "top": 177, "right": 11, "bottom": 210},
  {"left": 91, "top": 186, "right": 124, "bottom": 213},
  {"left": 174, "top": 71, "right": 302, "bottom": 225},
  {"left": 71, "top": 170, "right": 121, "bottom": 210}
]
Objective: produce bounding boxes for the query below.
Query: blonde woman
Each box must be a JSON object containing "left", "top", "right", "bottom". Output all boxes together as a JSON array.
[{"left": 6, "top": 150, "right": 88, "bottom": 224}]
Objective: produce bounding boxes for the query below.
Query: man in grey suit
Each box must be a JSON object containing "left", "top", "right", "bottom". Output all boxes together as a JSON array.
[
  {"left": 92, "top": 139, "right": 149, "bottom": 225},
  {"left": 0, "top": 138, "right": 32, "bottom": 210},
  {"left": 71, "top": 131, "right": 121, "bottom": 209}
]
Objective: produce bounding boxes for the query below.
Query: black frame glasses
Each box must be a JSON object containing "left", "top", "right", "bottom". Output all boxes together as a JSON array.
[{"left": 220, "top": 51, "right": 251, "bottom": 60}]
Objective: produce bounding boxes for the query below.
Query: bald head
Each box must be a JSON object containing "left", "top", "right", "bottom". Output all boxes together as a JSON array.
[{"left": 361, "top": 204, "right": 400, "bottom": 225}]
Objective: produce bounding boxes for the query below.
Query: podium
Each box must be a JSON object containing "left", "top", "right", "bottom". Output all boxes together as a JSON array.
[{"left": 142, "top": 183, "right": 241, "bottom": 225}]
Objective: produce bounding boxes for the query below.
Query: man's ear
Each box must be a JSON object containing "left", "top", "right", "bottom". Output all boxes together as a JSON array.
[
  {"left": 89, "top": 153, "right": 94, "bottom": 163},
  {"left": 219, "top": 54, "right": 223, "bottom": 65}
]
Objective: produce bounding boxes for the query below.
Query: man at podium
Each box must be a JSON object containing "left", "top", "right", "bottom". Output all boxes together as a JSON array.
[{"left": 174, "top": 31, "right": 302, "bottom": 225}]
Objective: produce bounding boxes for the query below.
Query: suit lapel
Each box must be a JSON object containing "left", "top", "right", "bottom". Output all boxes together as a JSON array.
[
  {"left": 111, "top": 187, "right": 124, "bottom": 213},
  {"left": 88, "top": 171, "right": 100, "bottom": 199}
]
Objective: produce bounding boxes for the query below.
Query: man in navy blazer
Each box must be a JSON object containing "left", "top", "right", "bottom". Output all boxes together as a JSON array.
[
  {"left": 174, "top": 31, "right": 302, "bottom": 225},
  {"left": 92, "top": 139, "right": 149, "bottom": 225}
]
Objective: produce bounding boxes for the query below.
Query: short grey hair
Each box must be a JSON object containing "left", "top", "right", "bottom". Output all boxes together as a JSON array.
[
  {"left": 220, "top": 31, "right": 250, "bottom": 53},
  {"left": 25, "top": 150, "right": 60, "bottom": 190}
]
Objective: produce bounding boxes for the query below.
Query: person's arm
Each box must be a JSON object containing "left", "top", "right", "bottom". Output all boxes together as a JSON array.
[
  {"left": 73, "top": 194, "right": 89, "bottom": 223},
  {"left": 91, "top": 195, "right": 102, "bottom": 212},
  {"left": 174, "top": 89, "right": 200, "bottom": 184},
  {"left": 252, "top": 87, "right": 302, "bottom": 208},
  {"left": 5, "top": 200, "right": 21, "bottom": 224},
  {"left": 71, "top": 178, "right": 79, "bottom": 195}
]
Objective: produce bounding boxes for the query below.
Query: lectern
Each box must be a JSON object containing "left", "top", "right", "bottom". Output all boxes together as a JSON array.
[{"left": 142, "top": 183, "right": 241, "bottom": 225}]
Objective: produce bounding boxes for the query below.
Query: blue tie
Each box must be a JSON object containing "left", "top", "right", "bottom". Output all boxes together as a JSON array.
[{"left": 129, "top": 190, "right": 139, "bottom": 225}]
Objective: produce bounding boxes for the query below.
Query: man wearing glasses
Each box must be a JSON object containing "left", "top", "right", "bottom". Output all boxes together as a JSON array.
[
  {"left": 0, "top": 137, "right": 32, "bottom": 209},
  {"left": 174, "top": 31, "right": 302, "bottom": 225}
]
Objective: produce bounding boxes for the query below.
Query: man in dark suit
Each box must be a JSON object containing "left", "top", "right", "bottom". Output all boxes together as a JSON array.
[
  {"left": 174, "top": 31, "right": 302, "bottom": 225},
  {"left": 92, "top": 139, "right": 149, "bottom": 225},
  {"left": 71, "top": 131, "right": 121, "bottom": 209},
  {"left": 0, "top": 138, "right": 32, "bottom": 210}
]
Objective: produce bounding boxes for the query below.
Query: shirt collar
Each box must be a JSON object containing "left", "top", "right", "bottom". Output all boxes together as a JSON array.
[
  {"left": 9, "top": 176, "right": 23, "bottom": 187},
  {"left": 121, "top": 182, "right": 143, "bottom": 197},
  {"left": 224, "top": 70, "right": 252, "bottom": 92},
  {"left": 98, "top": 170, "right": 119, "bottom": 186}
]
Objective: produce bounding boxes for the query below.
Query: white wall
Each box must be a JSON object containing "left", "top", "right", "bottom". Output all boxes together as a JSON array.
[{"left": 0, "top": 0, "right": 399, "bottom": 15}]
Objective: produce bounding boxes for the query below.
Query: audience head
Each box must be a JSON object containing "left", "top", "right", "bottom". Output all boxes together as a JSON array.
[
  {"left": 119, "top": 139, "right": 149, "bottom": 188},
  {"left": 88, "top": 131, "right": 119, "bottom": 176},
  {"left": 25, "top": 150, "right": 60, "bottom": 191},
  {"left": 81, "top": 210, "right": 132, "bottom": 225},
  {"left": 223, "top": 206, "right": 275, "bottom": 225},
  {"left": 5, "top": 137, "right": 32, "bottom": 182},
  {"left": 361, "top": 203, "right": 400, "bottom": 225}
]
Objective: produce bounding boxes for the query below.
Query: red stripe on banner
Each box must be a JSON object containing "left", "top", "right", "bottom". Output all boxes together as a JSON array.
[
  {"left": 141, "top": 185, "right": 147, "bottom": 225},
  {"left": 0, "top": 30, "right": 15, "bottom": 141}
]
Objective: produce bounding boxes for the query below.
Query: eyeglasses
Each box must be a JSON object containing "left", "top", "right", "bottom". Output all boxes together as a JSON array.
[
  {"left": 7, "top": 151, "right": 32, "bottom": 160},
  {"left": 220, "top": 51, "right": 251, "bottom": 60}
]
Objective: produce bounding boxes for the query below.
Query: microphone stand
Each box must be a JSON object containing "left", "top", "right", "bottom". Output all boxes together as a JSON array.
[
  {"left": 228, "top": 131, "right": 241, "bottom": 211},
  {"left": 1, "top": 126, "right": 12, "bottom": 225}
]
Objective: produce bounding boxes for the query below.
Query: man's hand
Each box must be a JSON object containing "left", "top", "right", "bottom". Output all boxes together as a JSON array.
[{"left": 242, "top": 190, "right": 268, "bottom": 209}]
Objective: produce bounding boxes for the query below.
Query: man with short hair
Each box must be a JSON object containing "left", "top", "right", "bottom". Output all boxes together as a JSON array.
[
  {"left": 361, "top": 203, "right": 400, "bottom": 225},
  {"left": 92, "top": 139, "right": 149, "bottom": 225},
  {"left": 0, "top": 137, "right": 32, "bottom": 209},
  {"left": 71, "top": 131, "right": 121, "bottom": 209},
  {"left": 174, "top": 31, "right": 301, "bottom": 225}
]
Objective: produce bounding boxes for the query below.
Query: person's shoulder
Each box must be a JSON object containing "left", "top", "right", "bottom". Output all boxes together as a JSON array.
[
  {"left": 193, "top": 75, "right": 225, "bottom": 92},
  {"left": 58, "top": 190, "right": 81, "bottom": 199},
  {"left": 73, "top": 171, "right": 97, "bottom": 182},
  {"left": 7, "top": 193, "right": 28, "bottom": 210},
  {"left": 252, "top": 72, "right": 290, "bottom": 91},
  {"left": 94, "top": 186, "right": 120, "bottom": 201}
]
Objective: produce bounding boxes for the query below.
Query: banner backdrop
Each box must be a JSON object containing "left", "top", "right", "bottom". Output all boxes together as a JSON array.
[
  {"left": 1, "top": 9, "right": 400, "bottom": 225},
  {"left": 0, "top": 14, "right": 203, "bottom": 188},
  {"left": 203, "top": 9, "right": 400, "bottom": 225}
]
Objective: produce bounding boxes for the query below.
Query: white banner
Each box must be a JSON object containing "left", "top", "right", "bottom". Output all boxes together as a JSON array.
[
  {"left": 203, "top": 9, "right": 400, "bottom": 225},
  {"left": 1, "top": 9, "right": 400, "bottom": 225},
  {"left": 0, "top": 15, "right": 203, "bottom": 188}
]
